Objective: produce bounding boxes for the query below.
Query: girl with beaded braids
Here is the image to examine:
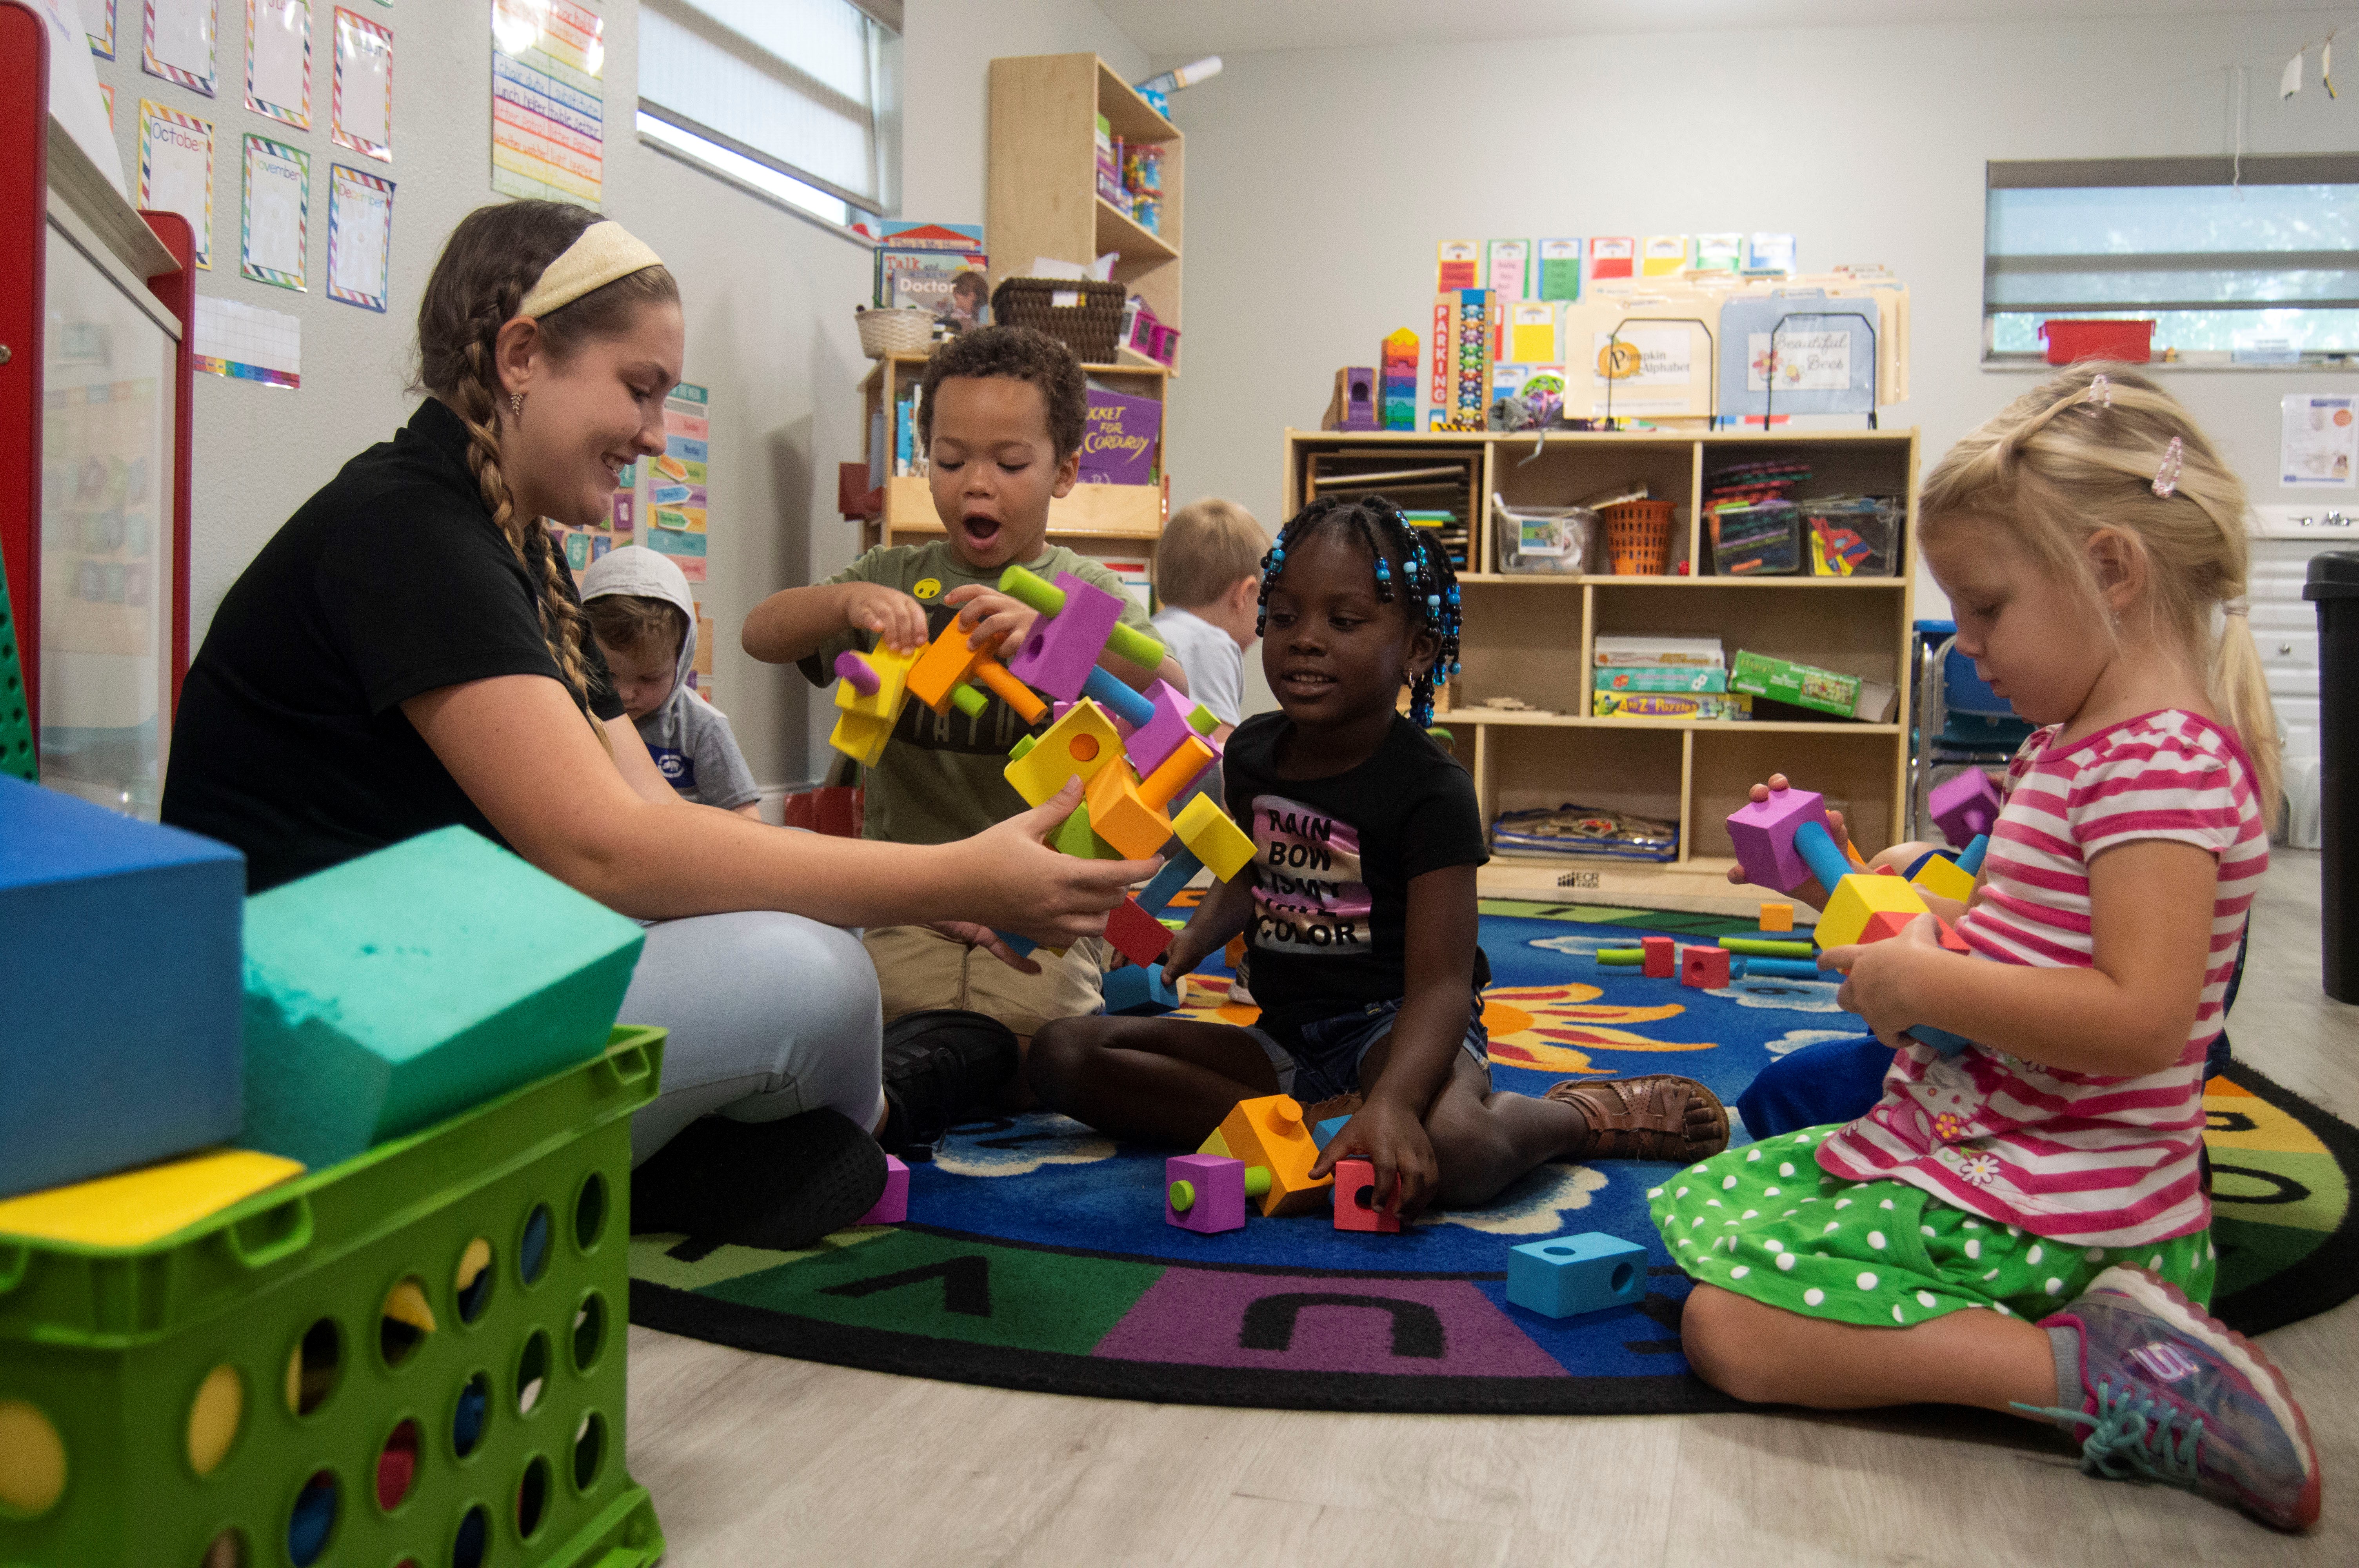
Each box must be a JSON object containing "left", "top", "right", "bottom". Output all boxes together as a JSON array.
[
  {"left": 164, "top": 201, "right": 1157, "bottom": 1250},
  {"left": 1029, "top": 494, "right": 1732, "bottom": 1216}
]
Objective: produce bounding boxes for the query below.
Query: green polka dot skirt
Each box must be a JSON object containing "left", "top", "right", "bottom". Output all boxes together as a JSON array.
[{"left": 1647, "top": 1124, "right": 2215, "bottom": 1328}]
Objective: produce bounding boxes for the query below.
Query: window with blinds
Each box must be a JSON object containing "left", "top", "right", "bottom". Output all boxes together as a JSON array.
[
  {"left": 637, "top": 0, "right": 900, "bottom": 227},
  {"left": 1985, "top": 156, "right": 2359, "bottom": 366}
]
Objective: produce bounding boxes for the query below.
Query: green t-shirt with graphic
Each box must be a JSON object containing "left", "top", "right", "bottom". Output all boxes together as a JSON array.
[{"left": 798, "top": 539, "right": 1155, "bottom": 845}]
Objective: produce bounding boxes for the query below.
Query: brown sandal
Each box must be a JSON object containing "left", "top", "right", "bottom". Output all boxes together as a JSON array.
[
  {"left": 1297, "top": 1091, "right": 1365, "bottom": 1128},
  {"left": 1545, "top": 1076, "right": 1730, "bottom": 1162}
]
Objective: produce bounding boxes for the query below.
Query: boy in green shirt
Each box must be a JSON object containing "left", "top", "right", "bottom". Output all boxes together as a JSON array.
[{"left": 744, "top": 328, "right": 1189, "bottom": 1112}]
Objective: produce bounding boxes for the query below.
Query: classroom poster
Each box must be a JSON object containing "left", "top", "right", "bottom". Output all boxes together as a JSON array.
[
  {"left": 2281, "top": 394, "right": 2357, "bottom": 487},
  {"left": 137, "top": 97, "right": 214, "bottom": 269},
  {"left": 644, "top": 382, "right": 709, "bottom": 582},
  {"left": 491, "top": 0, "right": 606, "bottom": 209},
  {"left": 330, "top": 6, "right": 390, "bottom": 160},
  {"left": 142, "top": 0, "right": 216, "bottom": 94},
  {"left": 325, "top": 162, "right": 393, "bottom": 311},
  {"left": 245, "top": 0, "right": 310, "bottom": 129},
  {"left": 239, "top": 132, "right": 307, "bottom": 290},
  {"left": 1536, "top": 238, "right": 1581, "bottom": 301},
  {"left": 100, "top": 81, "right": 114, "bottom": 129},
  {"left": 193, "top": 293, "right": 300, "bottom": 386},
  {"left": 82, "top": 0, "right": 114, "bottom": 56}
]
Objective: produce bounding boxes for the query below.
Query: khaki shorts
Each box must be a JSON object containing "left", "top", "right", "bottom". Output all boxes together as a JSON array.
[{"left": 860, "top": 924, "right": 1110, "bottom": 1042}]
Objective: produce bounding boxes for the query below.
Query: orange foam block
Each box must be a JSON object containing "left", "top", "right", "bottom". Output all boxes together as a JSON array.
[{"left": 1084, "top": 761, "right": 1174, "bottom": 861}]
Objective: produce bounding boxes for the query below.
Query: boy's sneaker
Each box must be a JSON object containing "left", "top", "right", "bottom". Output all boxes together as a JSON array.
[
  {"left": 2024, "top": 1265, "right": 2320, "bottom": 1531},
  {"left": 880, "top": 1009, "right": 1019, "bottom": 1159}
]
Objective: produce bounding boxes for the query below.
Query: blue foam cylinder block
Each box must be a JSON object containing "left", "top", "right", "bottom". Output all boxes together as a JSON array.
[
  {"left": 1791, "top": 820, "right": 1854, "bottom": 897},
  {"left": 1082, "top": 666, "right": 1156, "bottom": 731},
  {"left": 1956, "top": 833, "right": 1990, "bottom": 876},
  {"left": 1745, "top": 956, "right": 1824, "bottom": 979},
  {"left": 0, "top": 775, "right": 246, "bottom": 1198},
  {"left": 1136, "top": 843, "right": 1203, "bottom": 914}
]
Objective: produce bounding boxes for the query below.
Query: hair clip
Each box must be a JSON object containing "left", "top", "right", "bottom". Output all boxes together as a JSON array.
[
  {"left": 2083, "top": 374, "right": 2111, "bottom": 413},
  {"left": 2152, "top": 435, "right": 2184, "bottom": 498}
]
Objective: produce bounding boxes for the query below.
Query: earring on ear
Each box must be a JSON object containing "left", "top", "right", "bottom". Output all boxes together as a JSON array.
[{"left": 510, "top": 391, "right": 525, "bottom": 420}]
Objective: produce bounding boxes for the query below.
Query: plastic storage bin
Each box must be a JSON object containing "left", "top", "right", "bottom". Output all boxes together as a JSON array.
[
  {"left": 0, "top": 1029, "right": 666, "bottom": 1568},
  {"left": 1710, "top": 502, "right": 1801, "bottom": 576},
  {"left": 1801, "top": 495, "right": 1900, "bottom": 577},
  {"left": 1599, "top": 499, "right": 1677, "bottom": 575},
  {"left": 1494, "top": 500, "right": 1595, "bottom": 574}
]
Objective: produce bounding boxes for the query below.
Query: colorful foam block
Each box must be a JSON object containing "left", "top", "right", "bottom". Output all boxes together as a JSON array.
[
  {"left": 1725, "top": 785, "right": 1835, "bottom": 894},
  {"left": 1679, "top": 946, "right": 1730, "bottom": 988},
  {"left": 1006, "top": 571, "right": 1127, "bottom": 700},
  {"left": 1506, "top": 1232, "right": 1648, "bottom": 1318},
  {"left": 1174, "top": 793, "right": 1256, "bottom": 882},
  {"left": 1956, "top": 833, "right": 1990, "bottom": 876},
  {"left": 1166, "top": 1153, "right": 1247, "bottom": 1233},
  {"left": 1082, "top": 665, "right": 1157, "bottom": 730},
  {"left": 1745, "top": 956, "right": 1823, "bottom": 979},
  {"left": 1201, "top": 1094, "right": 1331, "bottom": 1217},
  {"left": 1052, "top": 801, "right": 1121, "bottom": 860},
  {"left": 1817, "top": 871, "right": 1929, "bottom": 951},
  {"left": 1101, "top": 962, "right": 1180, "bottom": 1015},
  {"left": 970, "top": 657, "right": 1049, "bottom": 724},
  {"left": 0, "top": 1148, "right": 302, "bottom": 1245},
  {"left": 1004, "top": 699, "right": 1121, "bottom": 806},
  {"left": 1311, "top": 1115, "right": 1351, "bottom": 1149},
  {"left": 1124, "top": 680, "right": 1207, "bottom": 779},
  {"left": 1759, "top": 901, "right": 1795, "bottom": 932},
  {"left": 240, "top": 827, "right": 646, "bottom": 1168},
  {"left": 0, "top": 775, "right": 246, "bottom": 1199},
  {"left": 1136, "top": 842, "right": 1203, "bottom": 913},
  {"left": 1331, "top": 1158, "right": 1401, "bottom": 1233},
  {"left": 1719, "top": 936, "right": 1815, "bottom": 958},
  {"left": 907, "top": 619, "right": 996, "bottom": 714},
  {"left": 1596, "top": 948, "right": 1644, "bottom": 965},
  {"left": 1909, "top": 851, "right": 1976, "bottom": 908},
  {"left": 1641, "top": 935, "right": 1675, "bottom": 978},
  {"left": 855, "top": 1155, "right": 910, "bottom": 1225},
  {"left": 1930, "top": 768, "right": 2003, "bottom": 848},
  {"left": 999, "top": 565, "right": 1169, "bottom": 674},
  {"left": 1140, "top": 735, "right": 1218, "bottom": 812},
  {"left": 1084, "top": 761, "right": 1176, "bottom": 860},
  {"left": 1104, "top": 895, "right": 1176, "bottom": 969},
  {"left": 829, "top": 708, "right": 895, "bottom": 766}
]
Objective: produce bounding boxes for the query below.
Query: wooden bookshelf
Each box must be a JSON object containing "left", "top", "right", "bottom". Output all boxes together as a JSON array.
[
  {"left": 988, "top": 53, "right": 1183, "bottom": 374},
  {"left": 1283, "top": 428, "right": 1920, "bottom": 906}
]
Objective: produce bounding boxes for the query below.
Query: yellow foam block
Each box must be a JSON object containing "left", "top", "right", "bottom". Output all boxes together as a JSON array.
[
  {"left": 187, "top": 1363, "right": 243, "bottom": 1476},
  {"left": 0, "top": 1148, "right": 303, "bottom": 1247},
  {"left": 834, "top": 643, "right": 919, "bottom": 721},
  {"left": 829, "top": 708, "right": 895, "bottom": 767},
  {"left": 1084, "top": 762, "right": 1175, "bottom": 861},
  {"left": 1210, "top": 1094, "right": 1331, "bottom": 1218},
  {"left": 383, "top": 1279, "right": 437, "bottom": 1335},
  {"left": 1175, "top": 794, "right": 1256, "bottom": 882},
  {"left": 1817, "top": 873, "right": 1930, "bottom": 950},
  {"left": 1005, "top": 700, "right": 1121, "bottom": 807},
  {"left": 1910, "top": 854, "right": 1977, "bottom": 906},
  {"left": 456, "top": 1236, "right": 493, "bottom": 1293}
]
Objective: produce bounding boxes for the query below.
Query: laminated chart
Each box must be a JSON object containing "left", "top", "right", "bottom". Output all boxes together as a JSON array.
[
  {"left": 491, "top": 0, "right": 606, "bottom": 209},
  {"left": 326, "top": 162, "right": 394, "bottom": 312},
  {"left": 329, "top": 5, "right": 392, "bottom": 163},
  {"left": 194, "top": 295, "right": 300, "bottom": 388}
]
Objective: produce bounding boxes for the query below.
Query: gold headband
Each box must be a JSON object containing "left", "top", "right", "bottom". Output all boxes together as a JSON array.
[{"left": 517, "top": 220, "right": 664, "bottom": 319}]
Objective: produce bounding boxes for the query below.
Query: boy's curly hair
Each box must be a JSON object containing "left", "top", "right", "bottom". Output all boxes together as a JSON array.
[{"left": 916, "top": 325, "right": 1087, "bottom": 460}]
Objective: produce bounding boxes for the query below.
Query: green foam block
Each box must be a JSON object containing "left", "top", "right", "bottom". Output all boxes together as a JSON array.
[{"left": 239, "top": 827, "right": 647, "bottom": 1167}]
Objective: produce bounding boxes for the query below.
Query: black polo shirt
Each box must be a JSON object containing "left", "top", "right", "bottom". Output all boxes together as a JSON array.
[{"left": 163, "top": 398, "right": 623, "bottom": 891}]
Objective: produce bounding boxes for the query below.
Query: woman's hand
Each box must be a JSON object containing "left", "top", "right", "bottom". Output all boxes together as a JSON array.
[
  {"left": 1819, "top": 915, "right": 1948, "bottom": 1048},
  {"left": 943, "top": 584, "right": 1038, "bottom": 655},
  {"left": 1723, "top": 771, "right": 1854, "bottom": 909},
  {"left": 928, "top": 921, "right": 1043, "bottom": 974},
  {"left": 841, "top": 582, "right": 930, "bottom": 651},
  {"left": 958, "top": 778, "right": 1162, "bottom": 942},
  {"left": 1311, "top": 1095, "right": 1441, "bottom": 1220}
]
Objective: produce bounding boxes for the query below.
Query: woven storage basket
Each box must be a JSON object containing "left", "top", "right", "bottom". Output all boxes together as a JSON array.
[
  {"left": 1599, "top": 499, "right": 1678, "bottom": 575},
  {"left": 855, "top": 307, "right": 937, "bottom": 359},
  {"left": 990, "top": 278, "right": 1125, "bottom": 363}
]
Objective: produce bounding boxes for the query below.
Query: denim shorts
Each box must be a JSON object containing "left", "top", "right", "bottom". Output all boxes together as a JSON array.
[{"left": 1248, "top": 993, "right": 1490, "bottom": 1105}]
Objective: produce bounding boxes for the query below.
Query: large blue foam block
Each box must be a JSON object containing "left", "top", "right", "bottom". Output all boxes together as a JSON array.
[
  {"left": 1505, "top": 1232, "right": 1648, "bottom": 1318},
  {"left": 0, "top": 775, "right": 246, "bottom": 1197},
  {"left": 240, "top": 827, "right": 646, "bottom": 1167}
]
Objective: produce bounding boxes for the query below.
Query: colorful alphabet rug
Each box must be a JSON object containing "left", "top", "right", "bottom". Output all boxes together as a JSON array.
[{"left": 628, "top": 902, "right": 2358, "bottom": 1414}]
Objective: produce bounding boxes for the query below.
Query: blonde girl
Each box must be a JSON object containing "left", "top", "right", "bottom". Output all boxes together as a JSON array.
[{"left": 1660, "top": 364, "right": 2318, "bottom": 1532}]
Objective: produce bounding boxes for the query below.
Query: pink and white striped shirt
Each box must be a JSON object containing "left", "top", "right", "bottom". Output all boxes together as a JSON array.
[{"left": 1817, "top": 710, "right": 2268, "bottom": 1246}]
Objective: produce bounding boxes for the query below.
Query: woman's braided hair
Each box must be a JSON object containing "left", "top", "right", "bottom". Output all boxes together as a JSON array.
[
  {"left": 411, "top": 200, "right": 678, "bottom": 733},
  {"left": 1255, "top": 494, "right": 1463, "bottom": 728}
]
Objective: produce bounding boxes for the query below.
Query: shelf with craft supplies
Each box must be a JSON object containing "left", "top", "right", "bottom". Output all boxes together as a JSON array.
[
  {"left": 1287, "top": 426, "right": 1919, "bottom": 901},
  {"left": 990, "top": 53, "right": 1184, "bottom": 374}
]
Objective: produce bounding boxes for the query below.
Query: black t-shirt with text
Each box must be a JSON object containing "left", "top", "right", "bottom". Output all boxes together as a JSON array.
[
  {"left": 162, "top": 399, "right": 624, "bottom": 891},
  {"left": 1223, "top": 711, "right": 1489, "bottom": 1044}
]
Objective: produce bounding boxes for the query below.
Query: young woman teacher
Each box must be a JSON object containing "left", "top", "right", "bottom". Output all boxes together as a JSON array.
[{"left": 162, "top": 201, "right": 1154, "bottom": 1241}]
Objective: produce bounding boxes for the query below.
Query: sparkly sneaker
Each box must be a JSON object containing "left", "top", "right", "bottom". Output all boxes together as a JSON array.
[{"left": 2022, "top": 1265, "right": 2320, "bottom": 1531}]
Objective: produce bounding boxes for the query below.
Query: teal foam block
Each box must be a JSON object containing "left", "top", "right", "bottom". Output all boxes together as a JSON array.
[
  {"left": 239, "top": 827, "right": 647, "bottom": 1167},
  {"left": 0, "top": 775, "right": 245, "bottom": 1197}
]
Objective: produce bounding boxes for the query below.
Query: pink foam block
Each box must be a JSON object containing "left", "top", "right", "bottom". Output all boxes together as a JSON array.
[
  {"left": 1928, "top": 769, "right": 2003, "bottom": 849},
  {"left": 1007, "top": 572, "right": 1126, "bottom": 701},
  {"left": 1124, "top": 680, "right": 1216, "bottom": 779},
  {"left": 1679, "top": 945, "right": 1730, "bottom": 987},
  {"left": 854, "top": 1155, "right": 910, "bottom": 1225},
  {"left": 1331, "top": 1158, "right": 1400, "bottom": 1233},
  {"left": 1725, "top": 786, "right": 1834, "bottom": 894},
  {"left": 1166, "top": 1153, "right": 1246, "bottom": 1233}
]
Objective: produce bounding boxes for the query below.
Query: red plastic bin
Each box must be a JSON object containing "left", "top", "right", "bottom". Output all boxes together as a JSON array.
[{"left": 2039, "top": 319, "right": 2154, "bottom": 365}]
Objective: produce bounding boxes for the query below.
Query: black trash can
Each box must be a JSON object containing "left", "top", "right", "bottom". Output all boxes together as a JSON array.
[{"left": 2306, "top": 551, "right": 2359, "bottom": 1003}]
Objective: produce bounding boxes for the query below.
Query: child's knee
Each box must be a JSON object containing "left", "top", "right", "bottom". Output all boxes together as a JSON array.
[
  {"left": 1023, "top": 1015, "right": 1103, "bottom": 1102},
  {"left": 1679, "top": 1284, "right": 1773, "bottom": 1403}
]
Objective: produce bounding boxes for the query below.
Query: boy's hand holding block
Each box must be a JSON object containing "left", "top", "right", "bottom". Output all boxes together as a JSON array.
[
  {"left": 998, "top": 566, "right": 1170, "bottom": 701},
  {"left": 1199, "top": 1094, "right": 1332, "bottom": 1218},
  {"left": 240, "top": 827, "right": 647, "bottom": 1168},
  {"left": 829, "top": 643, "right": 923, "bottom": 765}
]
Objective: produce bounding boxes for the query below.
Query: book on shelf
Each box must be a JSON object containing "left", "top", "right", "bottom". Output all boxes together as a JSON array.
[
  {"left": 1078, "top": 387, "right": 1160, "bottom": 486},
  {"left": 852, "top": 221, "right": 984, "bottom": 252},
  {"left": 878, "top": 246, "right": 990, "bottom": 324}
]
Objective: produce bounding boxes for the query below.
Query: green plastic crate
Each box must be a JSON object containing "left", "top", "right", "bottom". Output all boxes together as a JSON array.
[
  {"left": 0, "top": 543, "right": 33, "bottom": 784},
  {"left": 0, "top": 1028, "right": 667, "bottom": 1568}
]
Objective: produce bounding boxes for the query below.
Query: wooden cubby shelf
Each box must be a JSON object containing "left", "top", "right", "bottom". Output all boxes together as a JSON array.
[{"left": 1283, "top": 426, "right": 1921, "bottom": 907}]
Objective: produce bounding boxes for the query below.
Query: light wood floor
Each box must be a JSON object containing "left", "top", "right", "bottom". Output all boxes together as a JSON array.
[{"left": 628, "top": 851, "right": 2359, "bottom": 1566}]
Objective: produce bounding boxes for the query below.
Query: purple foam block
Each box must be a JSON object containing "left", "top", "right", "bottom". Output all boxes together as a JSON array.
[
  {"left": 1725, "top": 786, "right": 1833, "bottom": 894},
  {"left": 1007, "top": 572, "right": 1126, "bottom": 701},
  {"left": 1165, "top": 1153, "right": 1246, "bottom": 1234},
  {"left": 1124, "top": 680, "right": 1213, "bottom": 778},
  {"left": 1929, "top": 769, "right": 2003, "bottom": 849},
  {"left": 834, "top": 650, "right": 880, "bottom": 695},
  {"left": 854, "top": 1155, "right": 910, "bottom": 1225}
]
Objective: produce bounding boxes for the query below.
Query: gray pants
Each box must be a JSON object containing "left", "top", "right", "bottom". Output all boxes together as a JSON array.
[{"left": 620, "top": 911, "right": 885, "bottom": 1165}]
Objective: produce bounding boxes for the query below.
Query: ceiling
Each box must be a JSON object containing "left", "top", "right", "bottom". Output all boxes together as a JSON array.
[{"left": 1097, "top": 1, "right": 2337, "bottom": 58}]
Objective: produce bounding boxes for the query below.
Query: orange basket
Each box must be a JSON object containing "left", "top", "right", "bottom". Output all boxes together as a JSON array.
[{"left": 1599, "top": 499, "right": 1677, "bottom": 575}]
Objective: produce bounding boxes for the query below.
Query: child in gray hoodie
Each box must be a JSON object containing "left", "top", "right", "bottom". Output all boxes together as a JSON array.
[{"left": 582, "top": 546, "right": 761, "bottom": 816}]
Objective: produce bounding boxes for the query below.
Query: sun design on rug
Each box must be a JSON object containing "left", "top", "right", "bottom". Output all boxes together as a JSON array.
[
  {"left": 1478, "top": 982, "right": 1717, "bottom": 1076},
  {"left": 1414, "top": 1161, "right": 1612, "bottom": 1234},
  {"left": 933, "top": 1112, "right": 1117, "bottom": 1177}
]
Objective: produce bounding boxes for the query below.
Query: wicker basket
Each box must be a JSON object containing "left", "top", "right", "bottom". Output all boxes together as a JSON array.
[
  {"left": 990, "top": 278, "right": 1125, "bottom": 363},
  {"left": 856, "top": 306, "right": 938, "bottom": 359},
  {"left": 1599, "top": 499, "right": 1678, "bottom": 575}
]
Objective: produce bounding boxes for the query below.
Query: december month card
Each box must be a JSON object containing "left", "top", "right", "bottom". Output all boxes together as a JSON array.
[{"left": 326, "top": 162, "right": 393, "bottom": 311}]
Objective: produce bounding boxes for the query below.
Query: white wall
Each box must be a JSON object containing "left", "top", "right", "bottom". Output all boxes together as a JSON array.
[{"left": 1156, "top": 9, "right": 2359, "bottom": 692}]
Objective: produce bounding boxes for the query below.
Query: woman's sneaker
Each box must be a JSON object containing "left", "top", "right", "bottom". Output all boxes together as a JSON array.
[{"left": 2023, "top": 1265, "right": 2319, "bottom": 1531}]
